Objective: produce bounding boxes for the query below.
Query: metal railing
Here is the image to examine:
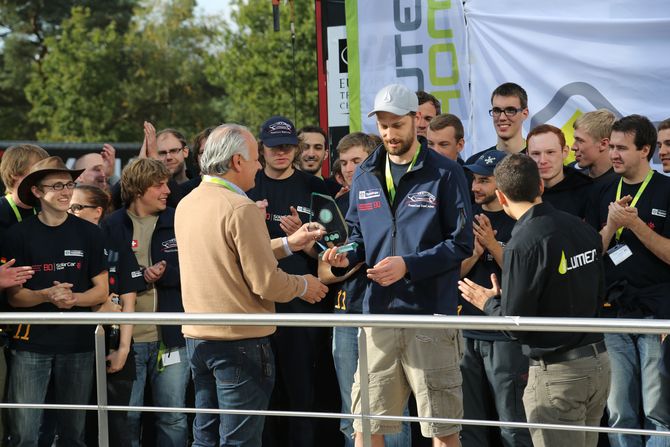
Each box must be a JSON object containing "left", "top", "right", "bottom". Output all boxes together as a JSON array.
[{"left": 1, "top": 313, "right": 670, "bottom": 447}]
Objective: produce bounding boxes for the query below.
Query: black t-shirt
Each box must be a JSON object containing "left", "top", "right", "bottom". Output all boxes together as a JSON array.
[
  {"left": 247, "top": 169, "right": 330, "bottom": 312},
  {"left": 3, "top": 214, "right": 107, "bottom": 354},
  {"left": 331, "top": 192, "right": 367, "bottom": 314},
  {"left": 460, "top": 205, "right": 516, "bottom": 340},
  {"left": 105, "top": 232, "right": 145, "bottom": 297},
  {"left": 586, "top": 171, "right": 670, "bottom": 305},
  {"left": 0, "top": 197, "right": 36, "bottom": 242}
]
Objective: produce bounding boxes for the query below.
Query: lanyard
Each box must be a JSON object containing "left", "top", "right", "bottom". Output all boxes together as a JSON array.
[
  {"left": 6, "top": 194, "right": 35, "bottom": 223},
  {"left": 385, "top": 146, "right": 421, "bottom": 204},
  {"left": 203, "top": 175, "right": 242, "bottom": 195},
  {"left": 615, "top": 169, "right": 654, "bottom": 241}
]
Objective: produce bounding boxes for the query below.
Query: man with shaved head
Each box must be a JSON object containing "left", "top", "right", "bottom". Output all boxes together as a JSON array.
[{"left": 74, "top": 153, "right": 108, "bottom": 191}]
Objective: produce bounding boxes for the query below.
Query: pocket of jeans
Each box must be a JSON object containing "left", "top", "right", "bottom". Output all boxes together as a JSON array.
[
  {"left": 259, "top": 341, "right": 274, "bottom": 378},
  {"left": 544, "top": 375, "right": 589, "bottom": 422}
]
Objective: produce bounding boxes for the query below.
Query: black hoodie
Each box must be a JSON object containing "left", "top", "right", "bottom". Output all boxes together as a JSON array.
[{"left": 543, "top": 166, "right": 593, "bottom": 218}]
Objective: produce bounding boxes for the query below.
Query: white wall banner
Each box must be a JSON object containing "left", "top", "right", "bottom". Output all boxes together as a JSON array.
[
  {"left": 326, "top": 25, "right": 350, "bottom": 128},
  {"left": 345, "top": 0, "right": 470, "bottom": 135},
  {"left": 464, "top": 0, "right": 670, "bottom": 165}
]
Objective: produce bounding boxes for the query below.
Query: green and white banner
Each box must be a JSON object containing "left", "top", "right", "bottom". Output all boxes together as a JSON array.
[{"left": 345, "top": 0, "right": 470, "bottom": 134}]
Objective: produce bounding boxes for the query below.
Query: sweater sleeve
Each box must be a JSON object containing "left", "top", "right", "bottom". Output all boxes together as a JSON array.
[{"left": 231, "top": 203, "right": 304, "bottom": 302}]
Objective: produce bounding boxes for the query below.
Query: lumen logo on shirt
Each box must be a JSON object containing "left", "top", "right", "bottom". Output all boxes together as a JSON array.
[{"left": 558, "top": 249, "right": 598, "bottom": 274}]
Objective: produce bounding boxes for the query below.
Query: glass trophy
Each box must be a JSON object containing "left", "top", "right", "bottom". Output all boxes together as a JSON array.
[{"left": 309, "top": 193, "right": 357, "bottom": 255}]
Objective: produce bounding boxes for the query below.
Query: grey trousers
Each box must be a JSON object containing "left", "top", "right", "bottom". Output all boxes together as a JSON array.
[{"left": 523, "top": 351, "right": 610, "bottom": 447}]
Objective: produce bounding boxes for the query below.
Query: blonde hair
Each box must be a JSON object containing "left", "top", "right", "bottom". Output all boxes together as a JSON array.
[
  {"left": 120, "top": 158, "right": 170, "bottom": 205},
  {"left": 573, "top": 109, "right": 616, "bottom": 142},
  {"left": 1, "top": 144, "right": 49, "bottom": 192}
]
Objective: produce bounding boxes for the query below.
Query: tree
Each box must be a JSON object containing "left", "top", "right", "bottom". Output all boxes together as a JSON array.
[
  {"left": 25, "top": 7, "right": 126, "bottom": 141},
  {"left": 0, "top": 0, "right": 137, "bottom": 139},
  {"left": 22, "top": 0, "right": 225, "bottom": 142},
  {"left": 207, "top": 0, "right": 319, "bottom": 133}
]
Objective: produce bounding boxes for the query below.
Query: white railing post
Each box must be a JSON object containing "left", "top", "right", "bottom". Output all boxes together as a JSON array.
[
  {"left": 358, "top": 327, "right": 371, "bottom": 447},
  {"left": 94, "top": 325, "right": 109, "bottom": 447}
]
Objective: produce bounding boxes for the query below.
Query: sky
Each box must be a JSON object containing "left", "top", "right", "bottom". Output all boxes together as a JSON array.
[{"left": 196, "top": 0, "right": 235, "bottom": 21}]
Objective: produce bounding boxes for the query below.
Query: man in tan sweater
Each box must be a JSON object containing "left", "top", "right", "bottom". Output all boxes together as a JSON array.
[{"left": 175, "top": 123, "right": 328, "bottom": 447}]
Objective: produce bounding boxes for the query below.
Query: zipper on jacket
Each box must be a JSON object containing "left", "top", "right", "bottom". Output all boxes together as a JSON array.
[{"left": 391, "top": 217, "right": 397, "bottom": 256}]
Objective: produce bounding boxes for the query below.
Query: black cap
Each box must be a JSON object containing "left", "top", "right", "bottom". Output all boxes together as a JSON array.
[{"left": 259, "top": 116, "right": 298, "bottom": 147}]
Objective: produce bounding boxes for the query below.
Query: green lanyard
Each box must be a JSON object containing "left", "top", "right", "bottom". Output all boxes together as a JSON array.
[
  {"left": 203, "top": 175, "right": 239, "bottom": 194},
  {"left": 5, "top": 194, "right": 36, "bottom": 223},
  {"left": 385, "top": 146, "right": 421, "bottom": 205},
  {"left": 615, "top": 169, "right": 654, "bottom": 241}
]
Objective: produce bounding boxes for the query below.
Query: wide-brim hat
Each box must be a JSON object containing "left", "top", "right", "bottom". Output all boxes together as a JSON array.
[{"left": 17, "top": 156, "right": 85, "bottom": 208}]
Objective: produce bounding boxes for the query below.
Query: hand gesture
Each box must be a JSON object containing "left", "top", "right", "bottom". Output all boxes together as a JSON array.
[
  {"left": 299, "top": 274, "right": 328, "bottom": 304},
  {"left": 473, "top": 214, "right": 498, "bottom": 251},
  {"left": 106, "top": 348, "right": 129, "bottom": 373},
  {"left": 48, "top": 281, "right": 77, "bottom": 309},
  {"left": 321, "top": 246, "right": 350, "bottom": 268},
  {"left": 97, "top": 294, "right": 122, "bottom": 313},
  {"left": 101, "top": 144, "right": 117, "bottom": 179},
  {"left": 140, "top": 121, "right": 158, "bottom": 159},
  {"left": 366, "top": 256, "right": 407, "bottom": 287},
  {"left": 287, "top": 223, "right": 325, "bottom": 252},
  {"left": 143, "top": 260, "right": 166, "bottom": 284},
  {"left": 0, "top": 259, "right": 34, "bottom": 289},
  {"left": 458, "top": 274, "right": 500, "bottom": 311},
  {"left": 279, "top": 206, "right": 302, "bottom": 236}
]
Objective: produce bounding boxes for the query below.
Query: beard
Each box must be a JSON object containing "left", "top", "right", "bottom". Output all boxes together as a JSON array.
[
  {"left": 384, "top": 123, "right": 416, "bottom": 157},
  {"left": 476, "top": 191, "right": 497, "bottom": 206}
]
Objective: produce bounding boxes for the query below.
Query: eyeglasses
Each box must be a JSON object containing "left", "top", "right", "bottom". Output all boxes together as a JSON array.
[
  {"left": 489, "top": 107, "right": 524, "bottom": 117},
  {"left": 39, "top": 181, "right": 77, "bottom": 191},
  {"left": 69, "top": 203, "right": 99, "bottom": 212},
  {"left": 157, "top": 147, "right": 184, "bottom": 158}
]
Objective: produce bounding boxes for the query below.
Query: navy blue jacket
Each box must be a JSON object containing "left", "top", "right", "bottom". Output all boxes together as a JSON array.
[
  {"left": 345, "top": 141, "right": 473, "bottom": 315},
  {"left": 101, "top": 207, "right": 185, "bottom": 349}
]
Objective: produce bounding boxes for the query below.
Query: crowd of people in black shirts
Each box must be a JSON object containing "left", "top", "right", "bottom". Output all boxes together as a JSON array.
[{"left": 0, "top": 80, "right": 668, "bottom": 447}]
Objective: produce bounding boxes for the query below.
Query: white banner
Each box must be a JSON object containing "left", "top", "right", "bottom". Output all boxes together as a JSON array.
[
  {"left": 346, "top": 0, "right": 470, "bottom": 135},
  {"left": 326, "top": 26, "right": 350, "bottom": 128},
  {"left": 465, "top": 0, "right": 670, "bottom": 166}
]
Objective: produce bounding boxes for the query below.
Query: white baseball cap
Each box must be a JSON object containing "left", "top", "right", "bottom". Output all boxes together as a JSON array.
[{"left": 367, "top": 84, "right": 419, "bottom": 117}]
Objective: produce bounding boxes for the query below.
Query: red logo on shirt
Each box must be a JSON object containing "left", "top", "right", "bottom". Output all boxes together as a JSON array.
[
  {"left": 131, "top": 240, "right": 138, "bottom": 249},
  {"left": 43, "top": 263, "right": 54, "bottom": 272},
  {"left": 648, "top": 221, "right": 656, "bottom": 230},
  {"left": 358, "top": 201, "right": 381, "bottom": 211}
]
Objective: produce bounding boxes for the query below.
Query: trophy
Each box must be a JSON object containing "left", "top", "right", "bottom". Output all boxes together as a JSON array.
[{"left": 309, "top": 193, "right": 357, "bottom": 255}]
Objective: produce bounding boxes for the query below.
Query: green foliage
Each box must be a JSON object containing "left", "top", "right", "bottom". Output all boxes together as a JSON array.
[
  {"left": 0, "top": 0, "right": 320, "bottom": 142},
  {"left": 0, "top": 0, "right": 137, "bottom": 139},
  {"left": 25, "top": 7, "right": 125, "bottom": 141},
  {"left": 207, "top": 0, "right": 319, "bottom": 134}
]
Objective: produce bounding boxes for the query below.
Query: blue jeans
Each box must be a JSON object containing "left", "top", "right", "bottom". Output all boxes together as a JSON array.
[
  {"left": 128, "top": 342, "right": 189, "bottom": 447},
  {"left": 332, "top": 326, "right": 411, "bottom": 447},
  {"left": 605, "top": 332, "right": 670, "bottom": 447},
  {"left": 186, "top": 337, "right": 275, "bottom": 447},
  {"left": 7, "top": 349, "right": 94, "bottom": 447}
]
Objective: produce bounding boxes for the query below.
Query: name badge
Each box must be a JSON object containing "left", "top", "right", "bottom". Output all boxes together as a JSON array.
[
  {"left": 162, "top": 349, "right": 181, "bottom": 366},
  {"left": 607, "top": 244, "right": 632, "bottom": 266}
]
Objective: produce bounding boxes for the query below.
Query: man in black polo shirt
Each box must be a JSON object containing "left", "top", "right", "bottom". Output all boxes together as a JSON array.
[
  {"left": 460, "top": 153, "right": 609, "bottom": 447},
  {"left": 527, "top": 124, "right": 593, "bottom": 218},
  {"left": 459, "top": 150, "right": 531, "bottom": 447},
  {"left": 247, "top": 116, "right": 331, "bottom": 447},
  {"left": 586, "top": 114, "right": 670, "bottom": 446}
]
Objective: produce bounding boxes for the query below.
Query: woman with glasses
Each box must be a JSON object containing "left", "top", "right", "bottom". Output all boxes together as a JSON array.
[{"left": 69, "top": 184, "right": 145, "bottom": 447}]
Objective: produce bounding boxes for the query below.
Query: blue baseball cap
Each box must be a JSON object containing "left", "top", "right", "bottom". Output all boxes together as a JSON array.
[
  {"left": 260, "top": 116, "right": 298, "bottom": 147},
  {"left": 464, "top": 150, "right": 507, "bottom": 176}
]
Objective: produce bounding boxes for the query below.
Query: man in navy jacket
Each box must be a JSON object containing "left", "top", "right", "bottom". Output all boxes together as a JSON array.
[{"left": 324, "top": 83, "right": 472, "bottom": 447}]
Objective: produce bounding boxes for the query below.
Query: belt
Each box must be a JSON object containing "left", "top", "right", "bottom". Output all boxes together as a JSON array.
[{"left": 529, "top": 340, "right": 606, "bottom": 366}]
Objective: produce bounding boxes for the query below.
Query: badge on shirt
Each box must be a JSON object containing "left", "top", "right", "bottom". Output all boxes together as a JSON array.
[
  {"left": 131, "top": 240, "right": 138, "bottom": 249},
  {"left": 607, "top": 244, "right": 633, "bottom": 266},
  {"left": 162, "top": 349, "right": 181, "bottom": 366}
]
